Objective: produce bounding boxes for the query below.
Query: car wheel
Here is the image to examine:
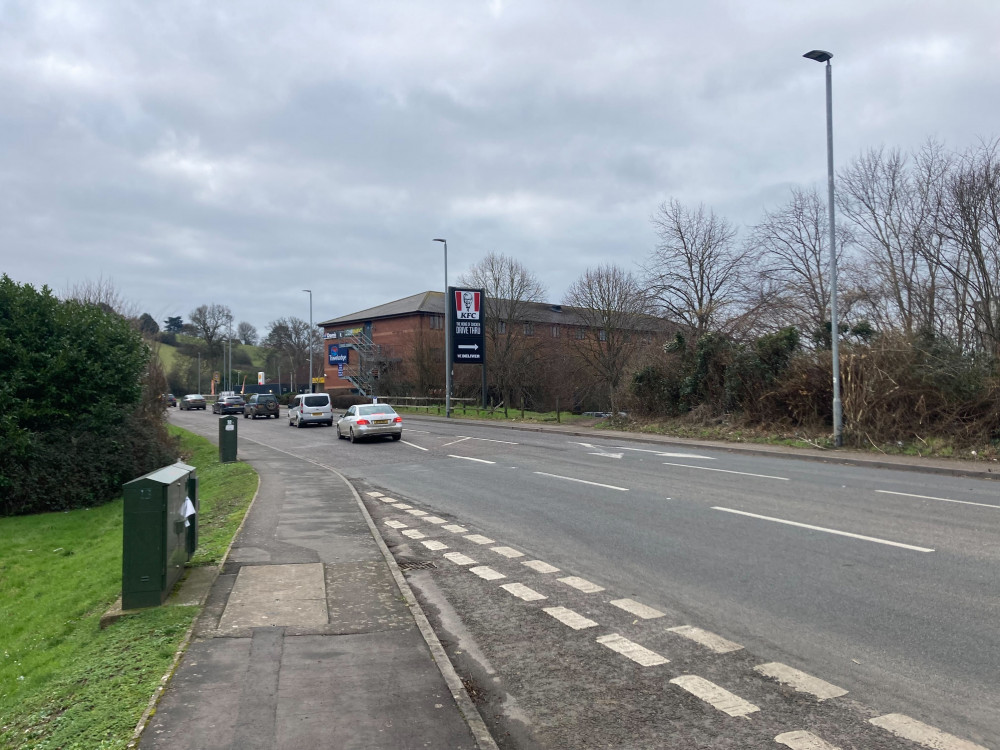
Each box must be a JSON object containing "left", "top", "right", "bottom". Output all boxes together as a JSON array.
[
  {"left": 296, "top": 416, "right": 304, "bottom": 428},
  {"left": 349, "top": 428, "right": 357, "bottom": 443},
  {"left": 391, "top": 433, "right": 401, "bottom": 441},
  {"left": 336, "top": 425, "right": 344, "bottom": 439}
]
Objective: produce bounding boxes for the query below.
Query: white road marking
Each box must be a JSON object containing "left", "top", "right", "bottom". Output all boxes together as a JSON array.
[
  {"left": 401, "top": 529, "right": 426, "bottom": 539},
  {"left": 543, "top": 606, "right": 598, "bottom": 630},
  {"left": 596, "top": 634, "right": 668, "bottom": 666},
  {"left": 558, "top": 576, "right": 605, "bottom": 593},
  {"left": 500, "top": 583, "right": 547, "bottom": 601},
  {"left": 571, "top": 442, "right": 623, "bottom": 458},
  {"left": 393, "top": 503, "right": 413, "bottom": 510},
  {"left": 664, "top": 462, "right": 789, "bottom": 480},
  {"left": 754, "top": 662, "right": 847, "bottom": 701},
  {"left": 669, "top": 675, "right": 759, "bottom": 717},
  {"left": 616, "top": 446, "right": 716, "bottom": 460},
  {"left": 534, "top": 471, "right": 629, "bottom": 492},
  {"left": 491, "top": 546, "right": 524, "bottom": 558},
  {"left": 379, "top": 497, "right": 398, "bottom": 503},
  {"left": 423, "top": 516, "right": 448, "bottom": 524},
  {"left": 469, "top": 565, "right": 506, "bottom": 581},
  {"left": 421, "top": 540, "right": 448, "bottom": 551},
  {"left": 465, "top": 534, "right": 495, "bottom": 545},
  {"left": 458, "top": 436, "right": 519, "bottom": 444},
  {"left": 667, "top": 625, "right": 743, "bottom": 653},
  {"left": 869, "top": 713, "right": 988, "bottom": 750},
  {"left": 775, "top": 730, "right": 842, "bottom": 750},
  {"left": 443, "top": 524, "right": 468, "bottom": 533},
  {"left": 366, "top": 491, "right": 384, "bottom": 497},
  {"left": 713, "top": 507, "right": 936, "bottom": 552},
  {"left": 441, "top": 436, "right": 472, "bottom": 447},
  {"left": 608, "top": 599, "right": 664, "bottom": 620},
  {"left": 384, "top": 520, "right": 408, "bottom": 529},
  {"left": 405, "top": 508, "right": 428, "bottom": 516},
  {"left": 444, "top": 552, "right": 477, "bottom": 566},
  {"left": 522, "top": 560, "right": 560, "bottom": 574},
  {"left": 401, "top": 440, "right": 428, "bottom": 451},
  {"left": 405, "top": 429, "right": 431, "bottom": 434},
  {"left": 876, "top": 489, "right": 1000, "bottom": 511},
  {"left": 449, "top": 454, "right": 497, "bottom": 464}
]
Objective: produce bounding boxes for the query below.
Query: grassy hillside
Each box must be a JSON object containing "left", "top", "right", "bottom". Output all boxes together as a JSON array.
[{"left": 154, "top": 337, "right": 270, "bottom": 376}]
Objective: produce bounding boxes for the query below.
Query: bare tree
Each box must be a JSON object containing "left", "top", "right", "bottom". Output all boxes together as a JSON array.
[
  {"left": 645, "top": 199, "right": 751, "bottom": 339},
  {"left": 189, "top": 303, "right": 233, "bottom": 357},
  {"left": 564, "top": 264, "right": 651, "bottom": 412},
  {"left": 237, "top": 321, "right": 258, "bottom": 346},
  {"left": 64, "top": 275, "right": 139, "bottom": 319},
  {"left": 459, "top": 252, "right": 546, "bottom": 409},
  {"left": 263, "top": 316, "right": 322, "bottom": 385}
]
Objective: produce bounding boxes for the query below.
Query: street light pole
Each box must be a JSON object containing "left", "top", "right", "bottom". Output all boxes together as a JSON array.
[
  {"left": 804, "top": 49, "right": 843, "bottom": 447},
  {"left": 303, "top": 289, "right": 313, "bottom": 393},
  {"left": 433, "top": 238, "right": 451, "bottom": 418}
]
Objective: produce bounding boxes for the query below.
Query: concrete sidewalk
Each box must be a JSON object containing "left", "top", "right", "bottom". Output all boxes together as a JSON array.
[{"left": 139, "top": 437, "right": 494, "bottom": 750}]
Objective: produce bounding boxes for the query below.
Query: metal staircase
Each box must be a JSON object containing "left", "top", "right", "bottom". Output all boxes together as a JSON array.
[{"left": 342, "top": 330, "right": 380, "bottom": 396}]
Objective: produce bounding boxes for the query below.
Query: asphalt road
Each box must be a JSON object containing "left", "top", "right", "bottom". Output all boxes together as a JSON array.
[{"left": 171, "top": 408, "right": 999, "bottom": 748}]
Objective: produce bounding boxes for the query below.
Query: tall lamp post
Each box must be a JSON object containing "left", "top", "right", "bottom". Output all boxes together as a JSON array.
[
  {"left": 433, "top": 238, "right": 451, "bottom": 418},
  {"left": 804, "top": 49, "right": 843, "bottom": 447},
  {"left": 303, "top": 289, "right": 313, "bottom": 393}
]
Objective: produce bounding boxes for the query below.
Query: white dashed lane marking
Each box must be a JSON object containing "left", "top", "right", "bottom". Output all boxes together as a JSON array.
[
  {"left": 558, "top": 576, "right": 605, "bottom": 593},
  {"left": 596, "top": 634, "right": 668, "bottom": 667},
  {"left": 609, "top": 599, "right": 664, "bottom": 620},
  {"left": 421, "top": 540, "right": 448, "bottom": 551},
  {"left": 754, "top": 663, "right": 847, "bottom": 701},
  {"left": 442, "top": 524, "right": 468, "bottom": 533},
  {"left": 869, "top": 714, "right": 988, "bottom": 750},
  {"left": 401, "top": 529, "right": 426, "bottom": 539},
  {"left": 393, "top": 503, "right": 413, "bottom": 510},
  {"left": 423, "top": 516, "right": 447, "bottom": 524},
  {"left": 457, "top": 435, "right": 519, "bottom": 444},
  {"left": 366, "top": 491, "right": 384, "bottom": 497},
  {"left": 543, "top": 606, "right": 598, "bottom": 630},
  {"left": 491, "top": 546, "right": 524, "bottom": 558},
  {"left": 405, "top": 508, "right": 428, "bottom": 516},
  {"left": 500, "top": 583, "right": 547, "bottom": 601},
  {"left": 669, "top": 675, "right": 759, "bottom": 717},
  {"left": 443, "top": 552, "right": 477, "bottom": 566},
  {"left": 465, "top": 534, "right": 495, "bottom": 545},
  {"left": 522, "top": 560, "right": 560, "bottom": 573},
  {"left": 775, "top": 730, "right": 842, "bottom": 750},
  {"left": 713, "top": 507, "right": 936, "bottom": 552},
  {"left": 534, "top": 471, "right": 629, "bottom": 492},
  {"left": 667, "top": 625, "right": 743, "bottom": 654},
  {"left": 469, "top": 566, "right": 506, "bottom": 581},
  {"left": 379, "top": 497, "right": 398, "bottom": 503},
  {"left": 449, "top": 454, "right": 496, "bottom": 464},
  {"left": 665, "top": 462, "right": 789, "bottom": 481},
  {"left": 876, "top": 489, "right": 1000, "bottom": 511},
  {"left": 401, "top": 440, "right": 428, "bottom": 451},
  {"left": 384, "top": 520, "right": 408, "bottom": 529}
]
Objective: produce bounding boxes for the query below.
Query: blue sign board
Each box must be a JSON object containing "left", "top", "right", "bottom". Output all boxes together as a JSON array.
[
  {"left": 337, "top": 363, "right": 344, "bottom": 377},
  {"left": 328, "top": 345, "right": 349, "bottom": 365}
]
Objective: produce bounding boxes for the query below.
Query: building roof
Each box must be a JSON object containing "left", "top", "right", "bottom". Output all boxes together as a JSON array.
[{"left": 319, "top": 291, "right": 670, "bottom": 332}]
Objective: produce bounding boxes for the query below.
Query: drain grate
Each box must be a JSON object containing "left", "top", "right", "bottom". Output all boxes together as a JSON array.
[{"left": 398, "top": 560, "right": 437, "bottom": 571}]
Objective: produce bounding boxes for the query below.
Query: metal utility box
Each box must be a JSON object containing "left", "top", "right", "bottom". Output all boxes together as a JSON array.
[
  {"left": 219, "top": 415, "right": 238, "bottom": 463},
  {"left": 121, "top": 462, "right": 199, "bottom": 610}
]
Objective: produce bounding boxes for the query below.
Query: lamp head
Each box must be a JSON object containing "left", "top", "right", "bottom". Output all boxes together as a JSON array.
[
  {"left": 803, "top": 50, "right": 833, "bottom": 63},
  {"left": 433, "top": 238, "right": 446, "bottom": 243}
]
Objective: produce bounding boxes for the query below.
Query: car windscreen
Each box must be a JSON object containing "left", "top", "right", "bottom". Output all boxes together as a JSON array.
[
  {"left": 303, "top": 396, "right": 328, "bottom": 407},
  {"left": 358, "top": 404, "right": 396, "bottom": 416}
]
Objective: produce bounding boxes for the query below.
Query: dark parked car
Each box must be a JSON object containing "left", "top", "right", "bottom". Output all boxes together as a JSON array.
[
  {"left": 212, "top": 395, "right": 246, "bottom": 414},
  {"left": 244, "top": 393, "right": 280, "bottom": 419},
  {"left": 179, "top": 394, "right": 207, "bottom": 410},
  {"left": 163, "top": 393, "right": 177, "bottom": 407}
]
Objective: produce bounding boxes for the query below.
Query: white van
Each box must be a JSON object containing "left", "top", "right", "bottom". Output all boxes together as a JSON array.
[{"left": 288, "top": 392, "right": 333, "bottom": 428}]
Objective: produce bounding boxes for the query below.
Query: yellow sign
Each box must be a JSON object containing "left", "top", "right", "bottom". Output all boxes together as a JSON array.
[
  {"left": 312, "top": 376, "right": 325, "bottom": 384},
  {"left": 213, "top": 371, "right": 220, "bottom": 383}
]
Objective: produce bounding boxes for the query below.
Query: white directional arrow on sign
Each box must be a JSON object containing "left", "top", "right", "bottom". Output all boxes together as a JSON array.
[{"left": 458, "top": 344, "right": 479, "bottom": 350}]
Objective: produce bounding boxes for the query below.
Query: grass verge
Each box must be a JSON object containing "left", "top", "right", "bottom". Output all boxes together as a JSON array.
[
  {"left": 0, "top": 425, "right": 257, "bottom": 749},
  {"left": 393, "top": 404, "right": 598, "bottom": 426}
]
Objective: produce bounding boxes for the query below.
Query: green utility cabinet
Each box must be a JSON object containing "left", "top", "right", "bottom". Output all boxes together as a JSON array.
[
  {"left": 121, "top": 462, "right": 199, "bottom": 610},
  {"left": 219, "top": 415, "right": 238, "bottom": 463}
]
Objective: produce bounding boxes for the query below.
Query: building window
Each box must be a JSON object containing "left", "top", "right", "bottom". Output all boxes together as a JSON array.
[
  {"left": 429, "top": 315, "right": 444, "bottom": 330},
  {"left": 574, "top": 327, "right": 585, "bottom": 339},
  {"left": 498, "top": 320, "right": 507, "bottom": 334},
  {"left": 599, "top": 329, "right": 607, "bottom": 342},
  {"left": 524, "top": 322, "right": 534, "bottom": 336},
  {"left": 551, "top": 324, "right": 560, "bottom": 338}
]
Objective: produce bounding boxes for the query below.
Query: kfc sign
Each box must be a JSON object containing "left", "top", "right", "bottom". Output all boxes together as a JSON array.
[{"left": 449, "top": 286, "right": 485, "bottom": 364}]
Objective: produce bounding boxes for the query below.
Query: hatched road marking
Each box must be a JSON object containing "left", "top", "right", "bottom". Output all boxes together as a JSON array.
[
  {"left": 665, "top": 462, "right": 789, "bottom": 481},
  {"left": 401, "top": 440, "right": 428, "bottom": 451},
  {"left": 543, "top": 606, "right": 598, "bottom": 630},
  {"left": 401, "top": 529, "right": 426, "bottom": 539},
  {"left": 449, "top": 454, "right": 497, "bottom": 464},
  {"left": 465, "top": 534, "right": 496, "bottom": 545},
  {"left": 596, "top": 634, "right": 668, "bottom": 667},
  {"left": 713, "top": 507, "right": 936, "bottom": 552},
  {"left": 876, "top": 489, "right": 1000, "bottom": 511},
  {"left": 558, "top": 576, "right": 605, "bottom": 593},
  {"left": 491, "top": 546, "right": 524, "bottom": 558},
  {"left": 469, "top": 566, "right": 506, "bottom": 581},
  {"left": 522, "top": 560, "right": 560, "bottom": 573},
  {"left": 534, "top": 471, "right": 629, "bottom": 491},
  {"left": 669, "top": 675, "right": 759, "bottom": 717},
  {"left": 384, "top": 520, "right": 408, "bottom": 529},
  {"left": 500, "top": 583, "right": 547, "bottom": 601},
  {"left": 775, "top": 730, "right": 842, "bottom": 750},
  {"left": 754, "top": 663, "right": 847, "bottom": 701},
  {"left": 443, "top": 552, "right": 478, "bottom": 566},
  {"left": 609, "top": 599, "right": 664, "bottom": 620},
  {"left": 457, "top": 435, "right": 519, "bottom": 444},
  {"left": 421, "top": 540, "right": 448, "bottom": 551},
  {"left": 442, "top": 437, "right": 472, "bottom": 447},
  {"left": 443, "top": 524, "right": 468, "bottom": 533},
  {"left": 869, "top": 714, "right": 988, "bottom": 750},
  {"left": 667, "top": 625, "right": 743, "bottom": 654}
]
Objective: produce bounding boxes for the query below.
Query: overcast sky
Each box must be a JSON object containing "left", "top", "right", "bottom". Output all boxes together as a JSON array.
[{"left": 2, "top": 0, "right": 998, "bottom": 334}]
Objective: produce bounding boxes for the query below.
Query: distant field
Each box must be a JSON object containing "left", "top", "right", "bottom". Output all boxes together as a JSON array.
[{"left": 154, "top": 336, "right": 269, "bottom": 379}]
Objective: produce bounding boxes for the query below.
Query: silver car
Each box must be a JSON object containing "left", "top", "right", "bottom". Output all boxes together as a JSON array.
[{"left": 336, "top": 403, "right": 403, "bottom": 443}]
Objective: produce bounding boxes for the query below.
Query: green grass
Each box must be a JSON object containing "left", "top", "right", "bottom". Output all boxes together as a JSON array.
[
  {"left": 0, "top": 426, "right": 258, "bottom": 749},
  {"left": 155, "top": 338, "right": 270, "bottom": 383}
]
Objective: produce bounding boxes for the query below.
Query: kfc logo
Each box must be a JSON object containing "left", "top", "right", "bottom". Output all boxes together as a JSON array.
[{"left": 455, "top": 290, "right": 481, "bottom": 320}]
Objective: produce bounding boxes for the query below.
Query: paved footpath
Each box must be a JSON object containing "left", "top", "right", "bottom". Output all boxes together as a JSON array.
[{"left": 140, "top": 436, "right": 491, "bottom": 750}]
